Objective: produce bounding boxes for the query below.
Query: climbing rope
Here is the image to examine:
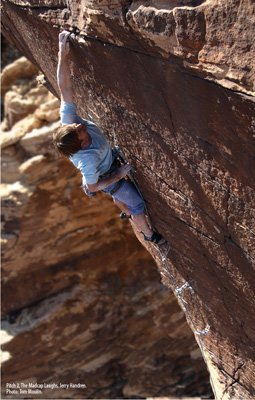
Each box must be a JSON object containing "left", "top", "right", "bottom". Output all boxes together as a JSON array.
[
  {"left": 112, "top": 133, "right": 217, "bottom": 397},
  {"left": 113, "top": 136, "right": 211, "bottom": 338},
  {"left": 157, "top": 242, "right": 210, "bottom": 335},
  {"left": 112, "top": 116, "right": 211, "bottom": 337},
  {"left": 115, "top": 141, "right": 215, "bottom": 386},
  {"left": 155, "top": 241, "right": 215, "bottom": 393}
]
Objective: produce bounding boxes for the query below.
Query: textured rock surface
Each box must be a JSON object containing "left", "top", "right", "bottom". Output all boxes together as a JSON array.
[
  {"left": 1, "top": 1, "right": 255, "bottom": 399},
  {"left": 1, "top": 58, "right": 211, "bottom": 398},
  {"left": 1, "top": 34, "right": 21, "bottom": 70}
]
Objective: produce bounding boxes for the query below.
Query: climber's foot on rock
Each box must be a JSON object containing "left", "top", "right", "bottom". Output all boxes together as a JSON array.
[{"left": 143, "top": 232, "right": 166, "bottom": 245}]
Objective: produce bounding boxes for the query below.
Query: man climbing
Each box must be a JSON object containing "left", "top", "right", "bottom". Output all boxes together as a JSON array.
[{"left": 53, "top": 30, "right": 165, "bottom": 244}]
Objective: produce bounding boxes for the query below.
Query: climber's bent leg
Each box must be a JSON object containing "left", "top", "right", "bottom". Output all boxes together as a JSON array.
[
  {"left": 113, "top": 198, "right": 131, "bottom": 218},
  {"left": 103, "top": 179, "right": 165, "bottom": 244},
  {"left": 111, "top": 179, "right": 145, "bottom": 216},
  {"left": 111, "top": 180, "right": 153, "bottom": 236}
]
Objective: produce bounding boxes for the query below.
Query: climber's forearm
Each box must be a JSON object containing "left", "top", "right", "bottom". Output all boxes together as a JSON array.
[
  {"left": 87, "top": 172, "right": 122, "bottom": 192},
  {"left": 57, "top": 52, "right": 73, "bottom": 102},
  {"left": 87, "top": 164, "right": 132, "bottom": 192}
]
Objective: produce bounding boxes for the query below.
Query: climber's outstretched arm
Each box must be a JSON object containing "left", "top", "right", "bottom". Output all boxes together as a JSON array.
[{"left": 57, "top": 31, "right": 73, "bottom": 103}]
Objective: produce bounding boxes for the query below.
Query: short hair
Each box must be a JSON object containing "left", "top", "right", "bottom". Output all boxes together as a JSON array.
[{"left": 53, "top": 125, "right": 81, "bottom": 157}]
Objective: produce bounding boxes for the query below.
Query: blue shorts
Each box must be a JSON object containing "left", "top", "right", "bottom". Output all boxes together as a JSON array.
[{"left": 103, "top": 179, "right": 145, "bottom": 215}]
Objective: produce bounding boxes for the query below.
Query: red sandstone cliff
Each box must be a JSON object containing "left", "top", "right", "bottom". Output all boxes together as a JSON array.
[
  {"left": 0, "top": 54, "right": 211, "bottom": 398},
  {"left": 1, "top": 1, "right": 255, "bottom": 399}
]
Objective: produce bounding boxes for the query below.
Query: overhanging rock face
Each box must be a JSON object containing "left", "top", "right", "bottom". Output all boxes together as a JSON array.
[
  {"left": 1, "top": 56, "right": 212, "bottom": 399},
  {"left": 2, "top": 1, "right": 255, "bottom": 399}
]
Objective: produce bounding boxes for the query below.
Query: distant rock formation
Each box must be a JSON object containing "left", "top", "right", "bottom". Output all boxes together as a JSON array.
[
  {"left": 1, "top": 57, "right": 211, "bottom": 398},
  {"left": 1, "top": 1, "right": 255, "bottom": 399}
]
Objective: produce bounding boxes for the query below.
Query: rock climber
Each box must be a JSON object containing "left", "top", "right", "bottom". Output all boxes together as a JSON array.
[{"left": 53, "top": 30, "right": 165, "bottom": 244}]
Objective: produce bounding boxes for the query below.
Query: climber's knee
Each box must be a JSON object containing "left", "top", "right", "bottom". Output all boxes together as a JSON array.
[
  {"left": 113, "top": 198, "right": 131, "bottom": 215},
  {"left": 112, "top": 180, "right": 145, "bottom": 216}
]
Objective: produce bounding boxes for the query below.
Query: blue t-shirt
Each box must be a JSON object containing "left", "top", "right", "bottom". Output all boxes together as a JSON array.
[{"left": 60, "top": 101, "right": 113, "bottom": 185}]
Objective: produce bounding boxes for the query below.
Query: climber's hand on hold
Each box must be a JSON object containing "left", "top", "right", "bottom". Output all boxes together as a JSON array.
[
  {"left": 59, "top": 31, "right": 71, "bottom": 56},
  {"left": 116, "top": 164, "right": 132, "bottom": 179}
]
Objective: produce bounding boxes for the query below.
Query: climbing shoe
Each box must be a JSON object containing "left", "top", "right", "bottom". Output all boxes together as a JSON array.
[
  {"left": 120, "top": 212, "right": 131, "bottom": 219},
  {"left": 143, "top": 232, "right": 166, "bottom": 245}
]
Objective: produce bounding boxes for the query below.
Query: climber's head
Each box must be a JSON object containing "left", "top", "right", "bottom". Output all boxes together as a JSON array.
[{"left": 53, "top": 123, "right": 87, "bottom": 157}]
